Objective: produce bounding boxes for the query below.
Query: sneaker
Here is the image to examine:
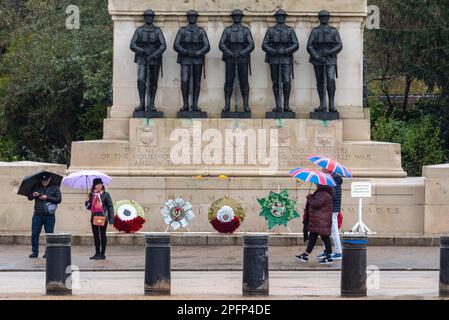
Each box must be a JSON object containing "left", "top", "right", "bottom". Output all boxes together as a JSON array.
[
  {"left": 29, "top": 252, "right": 38, "bottom": 259},
  {"left": 331, "top": 253, "right": 342, "bottom": 261},
  {"left": 295, "top": 253, "right": 309, "bottom": 263},
  {"left": 316, "top": 251, "right": 327, "bottom": 259},
  {"left": 319, "top": 256, "right": 334, "bottom": 265}
]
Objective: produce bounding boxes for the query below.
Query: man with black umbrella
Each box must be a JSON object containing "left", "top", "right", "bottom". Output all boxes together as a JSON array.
[{"left": 27, "top": 173, "right": 62, "bottom": 258}]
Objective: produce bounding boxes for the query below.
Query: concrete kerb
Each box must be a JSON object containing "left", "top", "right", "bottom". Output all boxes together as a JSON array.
[{"left": 0, "top": 233, "right": 441, "bottom": 246}]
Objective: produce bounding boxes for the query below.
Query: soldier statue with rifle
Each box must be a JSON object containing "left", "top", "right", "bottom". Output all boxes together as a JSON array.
[
  {"left": 219, "top": 9, "right": 255, "bottom": 117},
  {"left": 262, "top": 9, "right": 299, "bottom": 118},
  {"left": 173, "top": 10, "right": 210, "bottom": 118},
  {"left": 307, "top": 10, "right": 343, "bottom": 120},
  {"left": 130, "top": 10, "right": 166, "bottom": 117}
]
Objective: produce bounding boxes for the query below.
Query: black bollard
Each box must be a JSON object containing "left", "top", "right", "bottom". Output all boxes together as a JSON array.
[
  {"left": 341, "top": 234, "right": 367, "bottom": 297},
  {"left": 242, "top": 233, "right": 269, "bottom": 296},
  {"left": 440, "top": 236, "right": 449, "bottom": 297},
  {"left": 144, "top": 233, "right": 171, "bottom": 296},
  {"left": 46, "top": 233, "right": 72, "bottom": 296}
]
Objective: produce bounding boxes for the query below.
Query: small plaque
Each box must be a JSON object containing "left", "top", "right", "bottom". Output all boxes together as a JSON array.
[{"left": 351, "top": 182, "right": 372, "bottom": 198}]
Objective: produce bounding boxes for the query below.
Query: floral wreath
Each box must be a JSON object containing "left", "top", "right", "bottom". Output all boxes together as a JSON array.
[
  {"left": 257, "top": 189, "right": 300, "bottom": 230},
  {"left": 161, "top": 198, "right": 195, "bottom": 230},
  {"left": 113, "top": 200, "right": 146, "bottom": 233},
  {"left": 208, "top": 197, "right": 246, "bottom": 234}
]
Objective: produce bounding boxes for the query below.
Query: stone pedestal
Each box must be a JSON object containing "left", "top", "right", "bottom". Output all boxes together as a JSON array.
[
  {"left": 177, "top": 110, "right": 208, "bottom": 119},
  {"left": 221, "top": 111, "right": 252, "bottom": 119},
  {"left": 423, "top": 164, "right": 449, "bottom": 234},
  {"left": 310, "top": 111, "right": 340, "bottom": 121},
  {"left": 266, "top": 111, "right": 297, "bottom": 119},
  {"left": 133, "top": 110, "right": 165, "bottom": 118},
  {"left": 70, "top": 118, "right": 406, "bottom": 178}
]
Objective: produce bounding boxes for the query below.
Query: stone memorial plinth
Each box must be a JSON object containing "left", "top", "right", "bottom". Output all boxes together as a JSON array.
[{"left": 71, "top": 118, "right": 405, "bottom": 178}]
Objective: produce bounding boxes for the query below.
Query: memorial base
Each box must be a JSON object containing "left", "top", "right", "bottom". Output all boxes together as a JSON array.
[
  {"left": 221, "top": 111, "right": 252, "bottom": 119},
  {"left": 133, "top": 110, "right": 164, "bottom": 119},
  {"left": 177, "top": 111, "right": 208, "bottom": 119},
  {"left": 310, "top": 111, "right": 340, "bottom": 121},
  {"left": 266, "top": 111, "right": 297, "bottom": 119}
]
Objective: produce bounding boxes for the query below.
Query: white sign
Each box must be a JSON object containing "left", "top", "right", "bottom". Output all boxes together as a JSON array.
[{"left": 351, "top": 182, "right": 372, "bottom": 198}]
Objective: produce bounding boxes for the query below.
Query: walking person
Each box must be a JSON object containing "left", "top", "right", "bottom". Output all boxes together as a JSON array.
[
  {"left": 317, "top": 170, "right": 343, "bottom": 260},
  {"left": 296, "top": 184, "right": 334, "bottom": 264},
  {"left": 85, "top": 178, "right": 114, "bottom": 260},
  {"left": 27, "top": 173, "right": 62, "bottom": 258}
]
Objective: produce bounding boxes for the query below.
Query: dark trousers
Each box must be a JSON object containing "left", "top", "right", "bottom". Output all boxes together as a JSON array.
[
  {"left": 181, "top": 64, "right": 203, "bottom": 108},
  {"left": 313, "top": 64, "right": 336, "bottom": 108},
  {"left": 306, "top": 232, "right": 332, "bottom": 255},
  {"left": 137, "top": 63, "right": 161, "bottom": 108},
  {"left": 224, "top": 62, "right": 250, "bottom": 93},
  {"left": 92, "top": 221, "right": 108, "bottom": 255},
  {"left": 31, "top": 214, "right": 55, "bottom": 253}
]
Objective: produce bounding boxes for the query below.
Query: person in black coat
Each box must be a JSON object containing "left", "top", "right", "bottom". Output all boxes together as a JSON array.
[
  {"left": 85, "top": 178, "right": 114, "bottom": 260},
  {"left": 27, "top": 173, "right": 62, "bottom": 259}
]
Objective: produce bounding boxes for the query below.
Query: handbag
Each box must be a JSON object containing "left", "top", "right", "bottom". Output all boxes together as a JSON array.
[
  {"left": 45, "top": 202, "right": 58, "bottom": 215},
  {"left": 93, "top": 214, "right": 106, "bottom": 227}
]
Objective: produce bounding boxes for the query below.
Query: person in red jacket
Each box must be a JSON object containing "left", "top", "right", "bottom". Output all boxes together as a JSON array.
[{"left": 296, "top": 184, "right": 334, "bottom": 264}]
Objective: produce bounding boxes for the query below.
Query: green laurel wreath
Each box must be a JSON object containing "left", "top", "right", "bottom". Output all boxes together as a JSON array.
[{"left": 257, "top": 189, "right": 300, "bottom": 230}]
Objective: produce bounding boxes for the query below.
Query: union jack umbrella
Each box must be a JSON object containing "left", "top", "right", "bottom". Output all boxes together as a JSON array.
[
  {"left": 289, "top": 168, "right": 337, "bottom": 187},
  {"left": 307, "top": 155, "right": 352, "bottom": 178}
]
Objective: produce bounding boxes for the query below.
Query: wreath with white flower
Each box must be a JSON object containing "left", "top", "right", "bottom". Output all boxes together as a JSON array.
[
  {"left": 113, "top": 200, "right": 146, "bottom": 233},
  {"left": 161, "top": 198, "right": 195, "bottom": 230},
  {"left": 208, "top": 197, "right": 246, "bottom": 234}
]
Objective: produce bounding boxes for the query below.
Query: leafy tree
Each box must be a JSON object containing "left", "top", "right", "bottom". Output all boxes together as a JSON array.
[
  {"left": 367, "top": 0, "right": 449, "bottom": 111},
  {"left": 0, "top": 0, "right": 112, "bottom": 163}
]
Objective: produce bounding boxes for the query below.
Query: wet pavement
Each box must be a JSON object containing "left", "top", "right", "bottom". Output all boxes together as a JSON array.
[{"left": 0, "top": 245, "right": 440, "bottom": 271}]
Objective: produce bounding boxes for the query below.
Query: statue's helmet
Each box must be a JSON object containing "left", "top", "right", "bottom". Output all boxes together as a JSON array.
[
  {"left": 318, "top": 10, "right": 331, "bottom": 18},
  {"left": 186, "top": 10, "right": 199, "bottom": 16},
  {"left": 274, "top": 9, "right": 288, "bottom": 17},
  {"left": 230, "top": 9, "right": 245, "bottom": 16},
  {"left": 143, "top": 9, "right": 155, "bottom": 17}
]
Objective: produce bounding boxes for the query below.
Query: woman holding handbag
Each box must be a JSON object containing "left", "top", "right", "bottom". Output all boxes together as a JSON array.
[{"left": 85, "top": 178, "right": 114, "bottom": 260}]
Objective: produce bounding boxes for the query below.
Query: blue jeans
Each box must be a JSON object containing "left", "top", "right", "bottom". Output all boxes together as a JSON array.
[{"left": 31, "top": 214, "right": 55, "bottom": 253}]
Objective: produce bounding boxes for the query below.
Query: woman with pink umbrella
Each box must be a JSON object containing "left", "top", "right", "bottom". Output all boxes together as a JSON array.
[
  {"left": 308, "top": 155, "right": 352, "bottom": 261},
  {"left": 289, "top": 168, "right": 336, "bottom": 264}
]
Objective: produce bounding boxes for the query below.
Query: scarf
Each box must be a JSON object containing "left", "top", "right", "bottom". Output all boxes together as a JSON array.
[{"left": 91, "top": 191, "right": 104, "bottom": 213}]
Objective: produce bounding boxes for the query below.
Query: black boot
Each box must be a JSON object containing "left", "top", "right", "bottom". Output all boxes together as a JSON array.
[
  {"left": 222, "top": 90, "right": 232, "bottom": 112},
  {"left": 242, "top": 87, "right": 251, "bottom": 113},
  {"left": 180, "top": 80, "right": 190, "bottom": 112},
  {"left": 135, "top": 80, "right": 146, "bottom": 112},
  {"left": 192, "top": 84, "right": 202, "bottom": 112},
  {"left": 283, "top": 82, "right": 292, "bottom": 112},
  {"left": 148, "top": 86, "right": 157, "bottom": 111},
  {"left": 328, "top": 80, "right": 337, "bottom": 112},
  {"left": 272, "top": 84, "right": 282, "bottom": 112}
]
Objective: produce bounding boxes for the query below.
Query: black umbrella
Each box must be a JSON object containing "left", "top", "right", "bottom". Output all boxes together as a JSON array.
[{"left": 17, "top": 170, "right": 63, "bottom": 197}]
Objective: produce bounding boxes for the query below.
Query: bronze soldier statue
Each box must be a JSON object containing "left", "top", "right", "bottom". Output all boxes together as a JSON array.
[
  {"left": 130, "top": 10, "right": 167, "bottom": 115},
  {"left": 174, "top": 10, "right": 210, "bottom": 115},
  {"left": 219, "top": 9, "right": 255, "bottom": 114},
  {"left": 307, "top": 10, "right": 343, "bottom": 114},
  {"left": 262, "top": 9, "right": 299, "bottom": 114}
]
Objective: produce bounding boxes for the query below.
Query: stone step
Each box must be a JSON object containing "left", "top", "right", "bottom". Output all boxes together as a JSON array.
[{"left": 0, "top": 233, "right": 440, "bottom": 247}]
